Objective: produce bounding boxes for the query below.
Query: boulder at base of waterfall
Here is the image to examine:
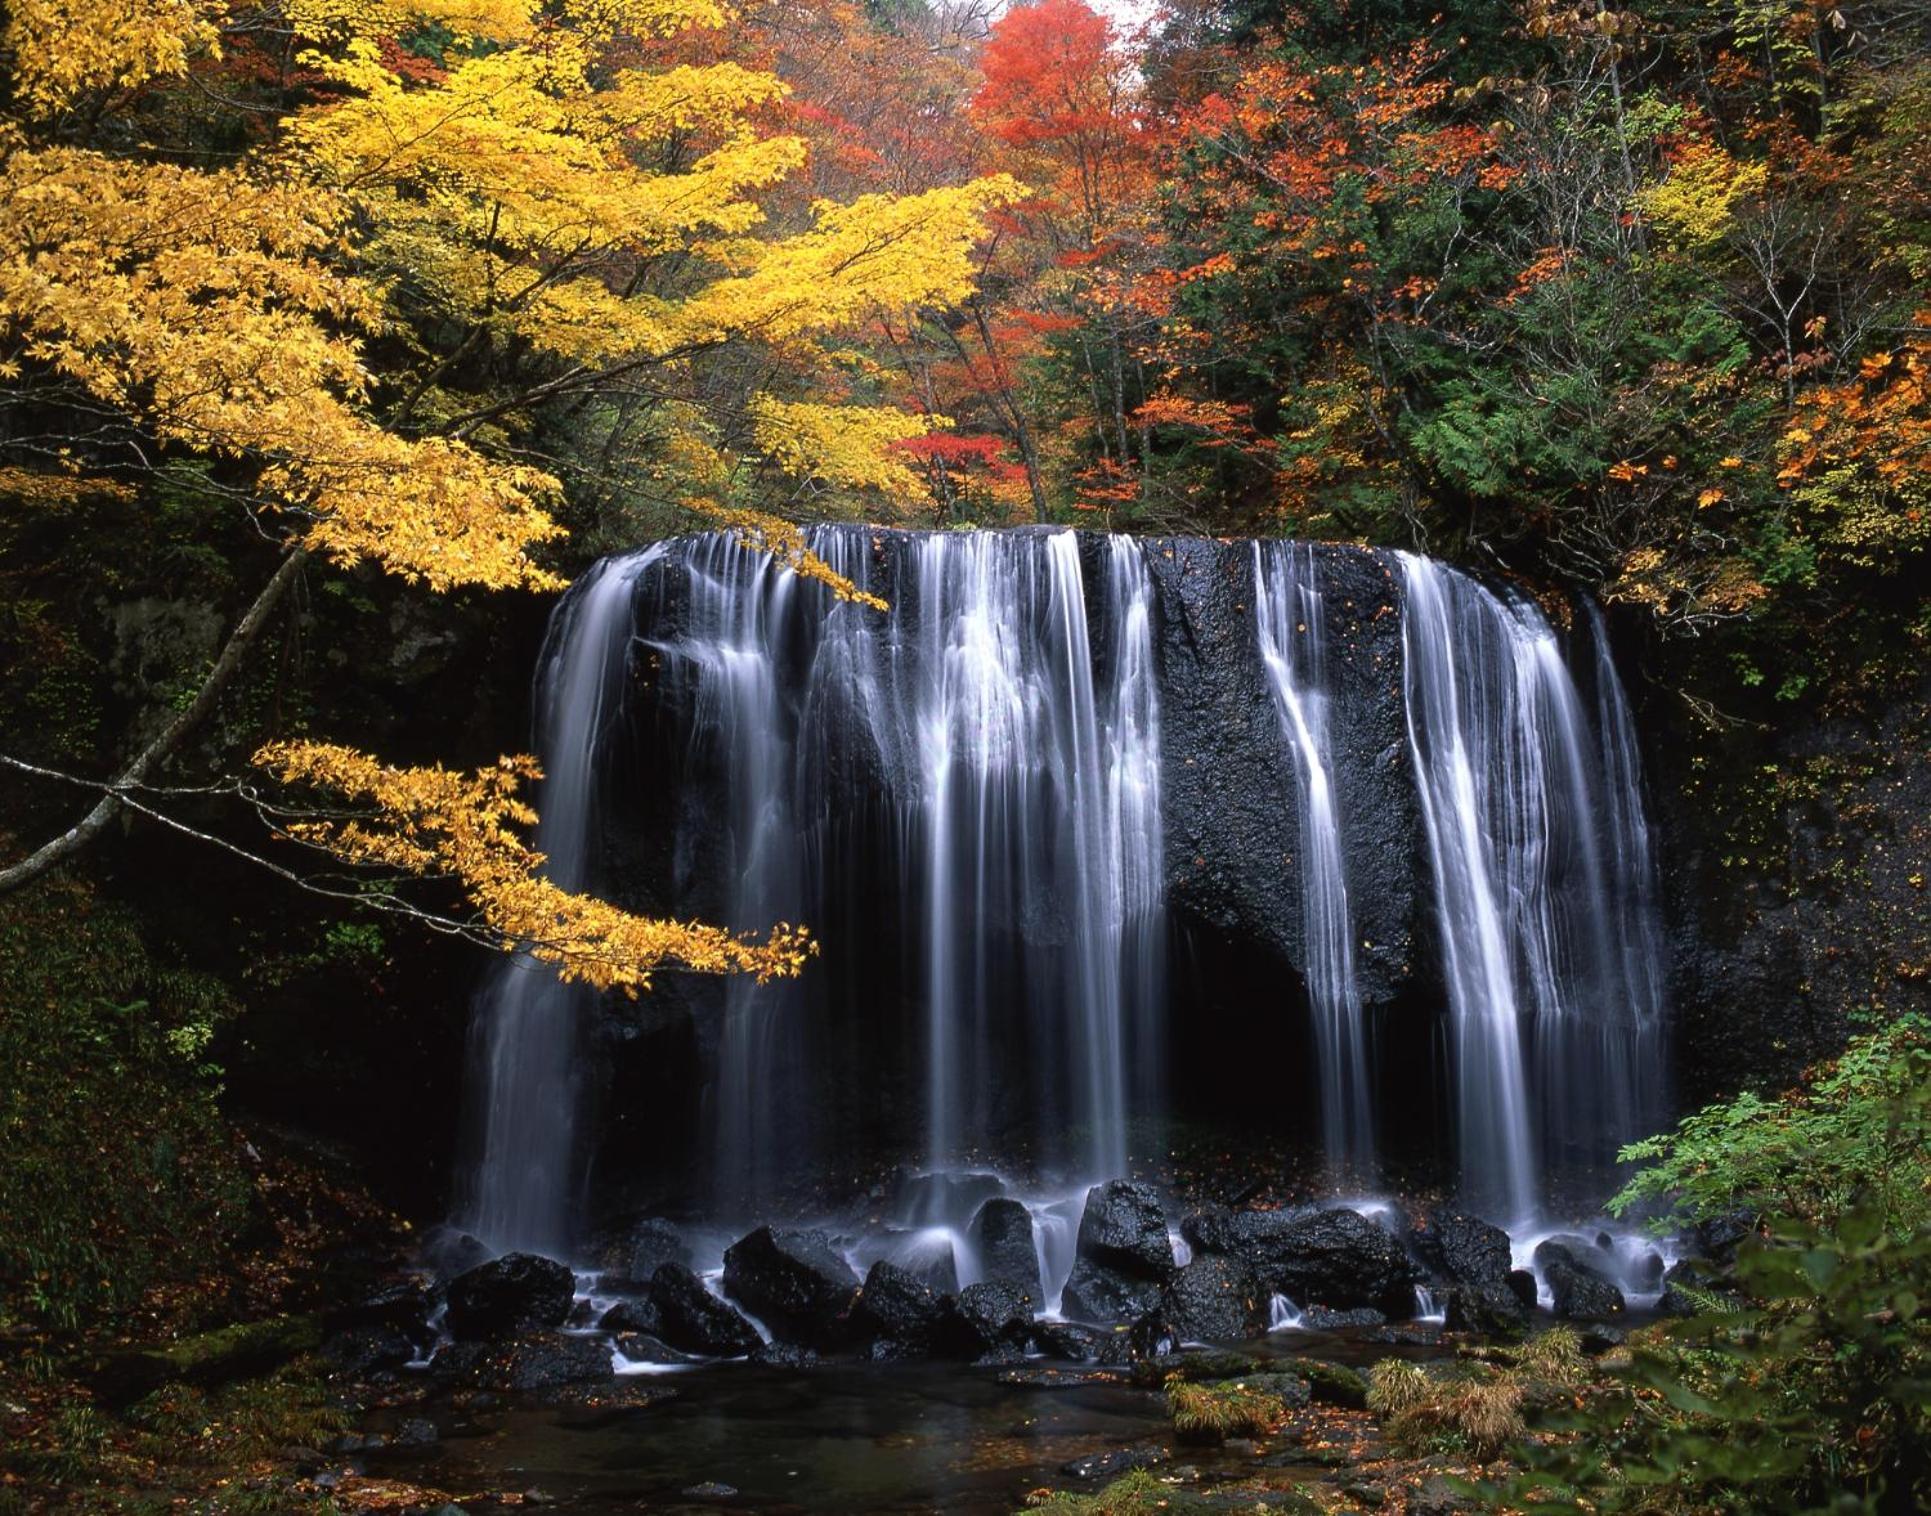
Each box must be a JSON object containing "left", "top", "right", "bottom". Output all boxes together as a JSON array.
[
  {"left": 722, "top": 1227, "right": 861, "bottom": 1349},
  {"left": 1300, "top": 1305, "right": 1387, "bottom": 1331},
  {"left": 1161, "top": 1255, "right": 1267, "bottom": 1343},
  {"left": 852, "top": 1261, "right": 946, "bottom": 1352},
  {"left": 1182, "top": 1208, "right": 1417, "bottom": 1315},
  {"left": 939, "top": 1281, "right": 1036, "bottom": 1359},
  {"left": 1031, "top": 1320, "right": 1105, "bottom": 1363},
  {"left": 1534, "top": 1240, "right": 1627, "bottom": 1321},
  {"left": 971, "top": 1198, "right": 1042, "bottom": 1300},
  {"left": 1076, "top": 1180, "right": 1174, "bottom": 1277},
  {"left": 626, "top": 1219, "right": 692, "bottom": 1284},
  {"left": 1413, "top": 1212, "right": 1514, "bottom": 1291},
  {"left": 647, "top": 1263, "right": 762, "bottom": 1356},
  {"left": 444, "top": 1254, "right": 576, "bottom": 1341},
  {"left": 1445, "top": 1281, "right": 1531, "bottom": 1335},
  {"left": 1061, "top": 1258, "right": 1166, "bottom": 1325},
  {"left": 596, "top": 1297, "right": 662, "bottom": 1337},
  {"left": 466, "top": 1332, "right": 613, "bottom": 1392}
]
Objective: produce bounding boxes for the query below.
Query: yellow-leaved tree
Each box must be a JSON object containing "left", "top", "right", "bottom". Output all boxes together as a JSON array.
[{"left": 0, "top": 0, "right": 1020, "bottom": 986}]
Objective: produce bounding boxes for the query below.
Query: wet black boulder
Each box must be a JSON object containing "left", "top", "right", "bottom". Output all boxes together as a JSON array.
[
  {"left": 626, "top": 1219, "right": 692, "bottom": 1284},
  {"left": 722, "top": 1227, "right": 860, "bottom": 1349},
  {"left": 1161, "top": 1255, "right": 1267, "bottom": 1343},
  {"left": 1534, "top": 1240, "right": 1627, "bottom": 1321},
  {"left": 939, "top": 1281, "right": 1035, "bottom": 1359},
  {"left": 972, "top": 1197, "right": 1042, "bottom": 1300},
  {"left": 1061, "top": 1259, "right": 1166, "bottom": 1325},
  {"left": 461, "top": 1331, "right": 612, "bottom": 1392},
  {"left": 1413, "top": 1212, "right": 1513, "bottom": 1290},
  {"left": 444, "top": 1254, "right": 576, "bottom": 1341},
  {"left": 852, "top": 1261, "right": 946, "bottom": 1352},
  {"left": 648, "top": 1263, "right": 762, "bottom": 1356},
  {"left": 596, "top": 1297, "right": 662, "bottom": 1337},
  {"left": 1183, "top": 1207, "right": 1417, "bottom": 1315},
  {"left": 1077, "top": 1181, "right": 1173, "bottom": 1277}
]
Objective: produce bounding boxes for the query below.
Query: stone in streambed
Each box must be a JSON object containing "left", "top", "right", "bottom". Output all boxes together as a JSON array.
[
  {"left": 647, "top": 1263, "right": 761, "bottom": 1356},
  {"left": 597, "top": 1296, "right": 661, "bottom": 1337},
  {"left": 444, "top": 1253, "right": 575, "bottom": 1341},
  {"left": 1182, "top": 1206, "right": 1417, "bottom": 1315},
  {"left": 851, "top": 1260, "right": 946, "bottom": 1352},
  {"left": 1061, "top": 1257, "right": 1165, "bottom": 1325},
  {"left": 1076, "top": 1180, "right": 1173, "bottom": 1277},
  {"left": 1161, "top": 1255, "right": 1266, "bottom": 1343},
  {"left": 721, "top": 1227, "right": 860, "bottom": 1349},
  {"left": 939, "top": 1281, "right": 1034, "bottom": 1358},
  {"left": 971, "top": 1196, "right": 1042, "bottom": 1299},
  {"left": 1412, "top": 1211, "right": 1513, "bottom": 1291},
  {"left": 1533, "top": 1239, "right": 1626, "bottom": 1321}
]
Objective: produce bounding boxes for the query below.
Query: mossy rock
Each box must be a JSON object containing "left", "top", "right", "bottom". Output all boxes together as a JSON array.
[
  {"left": 1273, "top": 1355, "right": 1368, "bottom": 1408},
  {"left": 90, "top": 1315, "right": 323, "bottom": 1406}
]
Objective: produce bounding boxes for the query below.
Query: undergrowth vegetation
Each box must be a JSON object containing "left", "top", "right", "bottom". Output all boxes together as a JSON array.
[
  {"left": 1477, "top": 1025, "right": 1931, "bottom": 1512},
  {"left": 0, "top": 882, "right": 252, "bottom": 1333}
]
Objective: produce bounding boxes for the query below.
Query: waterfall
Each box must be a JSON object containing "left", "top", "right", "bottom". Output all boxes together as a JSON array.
[
  {"left": 461, "top": 550, "right": 662, "bottom": 1256},
  {"left": 626, "top": 527, "right": 1166, "bottom": 1200},
  {"left": 456, "top": 531, "right": 1672, "bottom": 1254},
  {"left": 1253, "top": 542, "right": 1374, "bottom": 1179},
  {"left": 1396, "top": 554, "right": 1669, "bottom": 1222}
]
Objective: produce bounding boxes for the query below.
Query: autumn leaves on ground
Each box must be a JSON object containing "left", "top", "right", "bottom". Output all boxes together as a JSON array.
[{"left": 1, "top": 0, "right": 1928, "bottom": 1512}]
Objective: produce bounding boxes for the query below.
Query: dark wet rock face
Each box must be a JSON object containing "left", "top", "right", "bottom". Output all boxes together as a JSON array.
[
  {"left": 1161, "top": 1255, "right": 1266, "bottom": 1343},
  {"left": 721, "top": 1227, "right": 861, "bottom": 1349},
  {"left": 647, "top": 1263, "right": 761, "bottom": 1356},
  {"left": 852, "top": 1261, "right": 946, "bottom": 1352},
  {"left": 1077, "top": 1181, "right": 1173, "bottom": 1276},
  {"left": 1445, "top": 1282, "right": 1531, "bottom": 1335},
  {"left": 1031, "top": 1320, "right": 1106, "bottom": 1364},
  {"left": 1062, "top": 1259, "right": 1166, "bottom": 1325},
  {"left": 1183, "top": 1207, "right": 1417, "bottom": 1315},
  {"left": 1062, "top": 1181, "right": 1173, "bottom": 1324},
  {"left": 940, "top": 1282, "right": 1035, "bottom": 1359},
  {"left": 596, "top": 1297, "right": 661, "bottom": 1337},
  {"left": 1414, "top": 1212, "right": 1513, "bottom": 1290},
  {"left": 972, "top": 1197, "right": 1041, "bottom": 1300},
  {"left": 1534, "top": 1239, "right": 1627, "bottom": 1320},
  {"left": 626, "top": 1219, "right": 692, "bottom": 1283},
  {"left": 451, "top": 1332, "right": 612, "bottom": 1392},
  {"left": 444, "top": 1254, "right": 575, "bottom": 1341}
]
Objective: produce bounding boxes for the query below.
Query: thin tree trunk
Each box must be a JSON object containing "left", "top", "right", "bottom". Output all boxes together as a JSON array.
[{"left": 0, "top": 548, "right": 308, "bottom": 893}]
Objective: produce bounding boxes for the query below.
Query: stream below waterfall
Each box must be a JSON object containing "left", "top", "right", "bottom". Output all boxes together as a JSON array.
[{"left": 358, "top": 1324, "right": 1474, "bottom": 1513}]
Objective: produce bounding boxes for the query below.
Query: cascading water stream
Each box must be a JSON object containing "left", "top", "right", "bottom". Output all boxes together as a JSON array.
[
  {"left": 461, "top": 550, "right": 662, "bottom": 1257},
  {"left": 1253, "top": 542, "right": 1374, "bottom": 1179},
  {"left": 1396, "top": 554, "right": 1669, "bottom": 1223},
  {"left": 457, "top": 532, "right": 1670, "bottom": 1261}
]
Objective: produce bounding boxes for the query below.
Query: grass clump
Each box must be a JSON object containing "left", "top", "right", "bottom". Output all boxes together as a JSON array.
[
  {"left": 1507, "top": 1327, "right": 1587, "bottom": 1386},
  {"left": 1165, "top": 1374, "right": 1290, "bottom": 1444},
  {"left": 1370, "top": 1357, "right": 1528, "bottom": 1460},
  {"left": 1365, "top": 1358, "right": 1432, "bottom": 1417}
]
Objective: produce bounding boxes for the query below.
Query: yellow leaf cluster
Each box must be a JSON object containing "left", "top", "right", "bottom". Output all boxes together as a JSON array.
[
  {"left": 287, "top": 0, "right": 537, "bottom": 43},
  {"left": 4, "top": 0, "right": 220, "bottom": 115},
  {"left": 749, "top": 396, "right": 935, "bottom": 496},
  {"left": 1638, "top": 142, "right": 1766, "bottom": 247},
  {"left": 681, "top": 180, "right": 1028, "bottom": 345},
  {"left": 0, "top": 149, "right": 564, "bottom": 589},
  {"left": 253, "top": 741, "right": 818, "bottom": 993}
]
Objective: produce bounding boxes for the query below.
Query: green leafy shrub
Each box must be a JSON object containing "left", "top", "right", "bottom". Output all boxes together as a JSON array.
[
  {"left": 1611, "top": 1013, "right": 1931, "bottom": 1237},
  {"left": 1483, "top": 1023, "right": 1931, "bottom": 1513}
]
